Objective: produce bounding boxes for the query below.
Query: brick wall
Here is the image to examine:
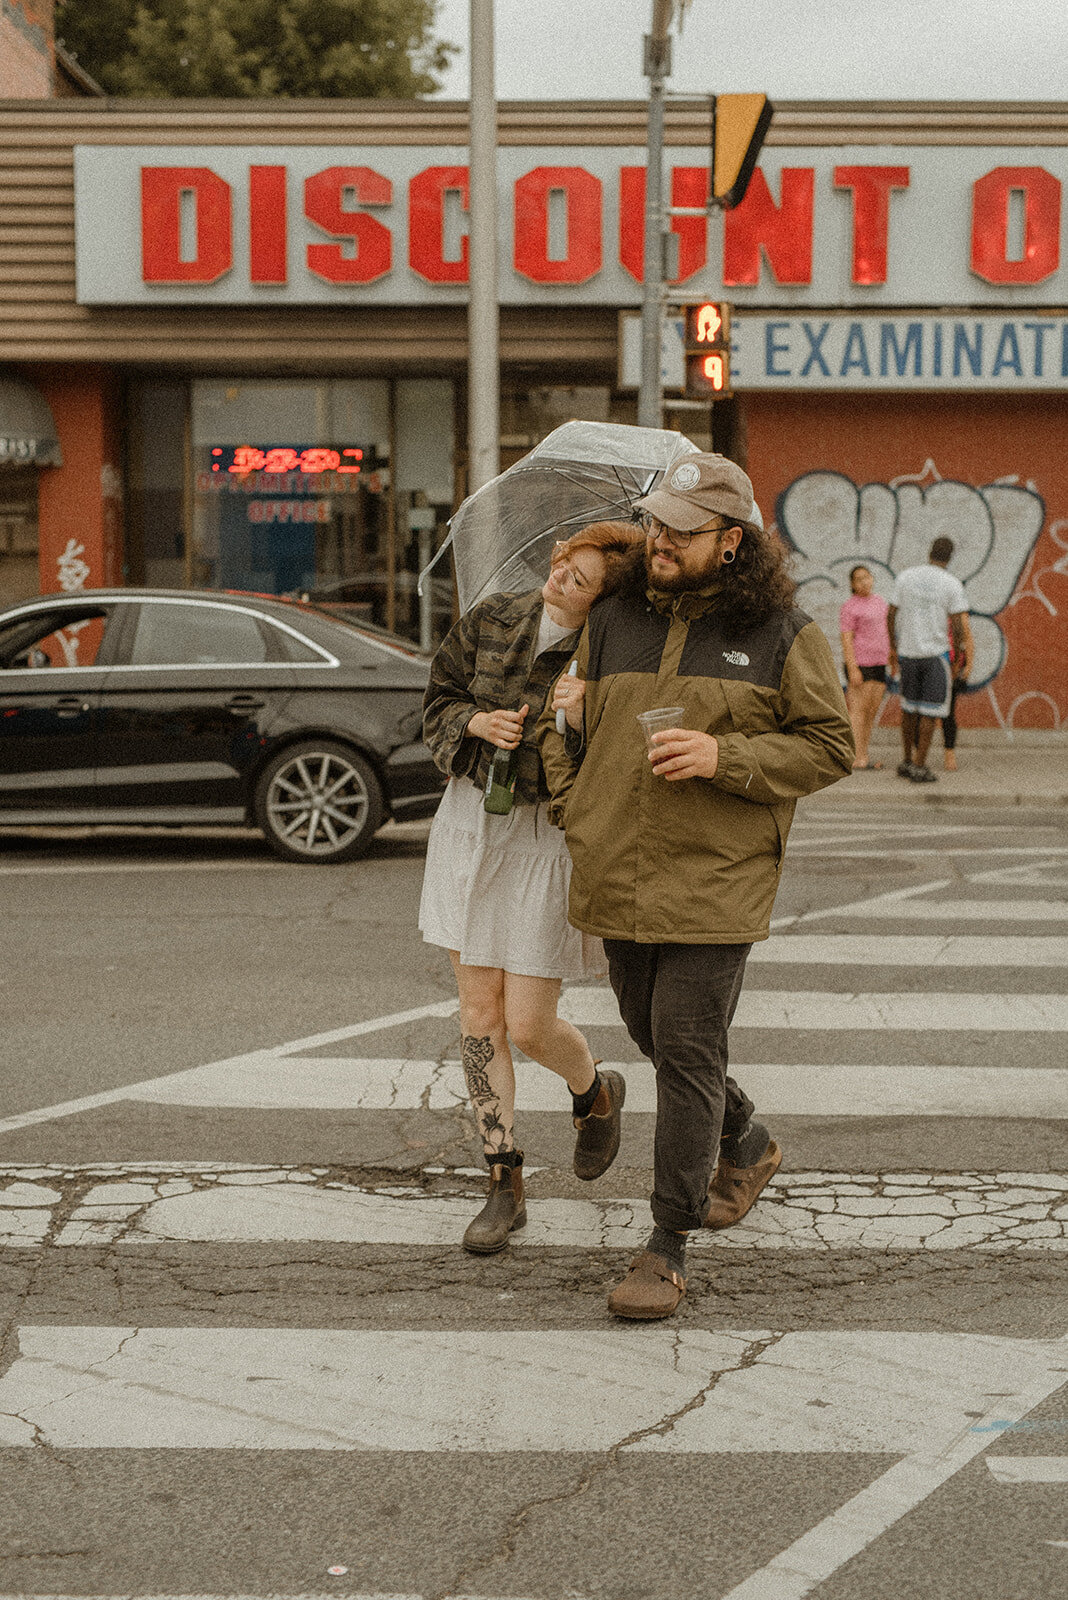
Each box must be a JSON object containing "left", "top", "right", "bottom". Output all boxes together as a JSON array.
[{"left": 0, "top": 0, "right": 54, "bottom": 97}]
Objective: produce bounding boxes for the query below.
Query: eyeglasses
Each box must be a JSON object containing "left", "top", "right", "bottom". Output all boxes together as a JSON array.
[
  {"left": 640, "top": 513, "right": 728, "bottom": 550},
  {"left": 550, "top": 540, "right": 594, "bottom": 591}
]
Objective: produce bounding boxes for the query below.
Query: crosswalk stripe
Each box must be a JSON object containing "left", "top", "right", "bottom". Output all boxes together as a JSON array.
[
  {"left": 560, "top": 988, "right": 1068, "bottom": 1030},
  {"left": 126, "top": 1057, "right": 1068, "bottom": 1117},
  {"left": 4, "top": 1167, "right": 1065, "bottom": 1251},
  {"left": 0, "top": 1326, "right": 1063, "bottom": 1455},
  {"left": 747, "top": 934, "right": 1068, "bottom": 966},
  {"left": 985, "top": 1457, "right": 1068, "bottom": 1482},
  {"left": 816, "top": 897, "right": 1068, "bottom": 923}
]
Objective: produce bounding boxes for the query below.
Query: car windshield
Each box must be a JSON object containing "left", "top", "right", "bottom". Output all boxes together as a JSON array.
[{"left": 229, "top": 594, "right": 432, "bottom": 661}]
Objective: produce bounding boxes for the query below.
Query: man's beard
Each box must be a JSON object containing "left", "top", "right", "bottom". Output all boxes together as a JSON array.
[{"left": 645, "top": 539, "right": 722, "bottom": 593}]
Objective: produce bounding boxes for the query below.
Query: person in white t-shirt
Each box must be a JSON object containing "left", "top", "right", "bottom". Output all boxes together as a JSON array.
[{"left": 887, "top": 536, "right": 971, "bottom": 784}]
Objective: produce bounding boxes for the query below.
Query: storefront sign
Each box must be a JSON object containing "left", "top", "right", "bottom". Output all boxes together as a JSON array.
[
  {"left": 74, "top": 144, "right": 1068, "bottom": 309},
  {"left": 620, "top": 312, "right": 1068, "bottom": 391}
]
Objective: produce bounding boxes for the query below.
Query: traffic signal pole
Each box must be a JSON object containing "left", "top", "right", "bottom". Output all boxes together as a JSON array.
[
  {"left": 637, "top": 1, "right": 674, "bottom": 429},
  {"left": 468, "top": 0, "right": 499, "bottom": 491}
]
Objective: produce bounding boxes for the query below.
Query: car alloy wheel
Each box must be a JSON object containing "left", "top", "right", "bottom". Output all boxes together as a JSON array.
[{"left": 255, "top": 740, "right": 385, "bottom": 863}]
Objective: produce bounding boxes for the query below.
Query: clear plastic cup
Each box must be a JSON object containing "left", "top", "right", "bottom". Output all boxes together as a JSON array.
[{"left": 637, "top": 706, "right": 685, "bottom": 752}]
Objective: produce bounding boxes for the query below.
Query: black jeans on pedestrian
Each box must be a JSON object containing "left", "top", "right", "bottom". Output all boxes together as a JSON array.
[{"left": 603, "top": 939, "right": 755, "bottom": 1233}]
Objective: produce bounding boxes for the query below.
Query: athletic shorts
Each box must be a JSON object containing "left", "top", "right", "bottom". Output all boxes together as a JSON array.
[{"left": 899, "top": 653, "right": 952, "bottom": 718}]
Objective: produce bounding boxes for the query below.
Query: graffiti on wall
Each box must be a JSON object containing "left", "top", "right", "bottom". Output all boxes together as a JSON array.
[{"left": 774, "top": 460, "right": 1055, "bottom": 725}]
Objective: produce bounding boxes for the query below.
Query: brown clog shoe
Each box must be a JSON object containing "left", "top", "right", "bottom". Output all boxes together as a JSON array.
[
  {"left": 573, "top": 1068, "right": 626, "bottom": 1181},
  {"left": 703, "top": 1138, "right": 783, "bottom": 1229},
  {"left": 462, "top": 1161, "right": 526, "bottom": 1254},
  {"left": 607, "top": 1250, "right": 686, "bottom": 1320}
]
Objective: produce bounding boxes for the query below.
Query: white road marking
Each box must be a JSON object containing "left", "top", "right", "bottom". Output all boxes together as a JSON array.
[
  {"left": 985, "top": 1457, "right": 1068, "bottom": 1483},
  {"left": 820, "top": 898, "right": 1068, "bottom": 923},
  {"left": 127, "top": 1056, "right": 1068, "bottom": 1119},
  {"left": 560, "top": 987, "right": 1068, "bottom": 1031},
  {"left": 718, "top": 1364, "right": 1068, "bottom": 1600},
  {"left": 0, "top": 858, "right": 288, "bottom": 876},
  {"left": 0, "top": 999, "right": 459, "bottom": 1137},
  {"left": 0, "top": 1326, "right": 1062, "bottom": 1458},
  {"left": 748, "top": 934, "right": 1068, "bottom": 966},
  {"left": 4, "top": 1166, "right": 1066, "bottom": 1251}
]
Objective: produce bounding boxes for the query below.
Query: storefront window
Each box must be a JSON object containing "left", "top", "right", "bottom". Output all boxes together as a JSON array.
[{"left": 190, "top": 379, "right": 393, "bottom": 615}]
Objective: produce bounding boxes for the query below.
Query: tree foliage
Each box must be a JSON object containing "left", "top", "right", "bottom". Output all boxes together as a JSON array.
[{"left": 55, "top": 0, "right": 457, "bottom": 98}]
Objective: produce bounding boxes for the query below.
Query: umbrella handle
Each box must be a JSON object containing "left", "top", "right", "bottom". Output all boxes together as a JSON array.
[{"left": 555, "top": 660, "right": 578, "bottom": 735}]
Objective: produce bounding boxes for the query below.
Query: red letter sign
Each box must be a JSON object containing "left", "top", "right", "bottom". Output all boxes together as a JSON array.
[
  {"left": 141, "top": 167, "right": 232, "bottom": 283},
  {"left": 514, "top": 167, "right": 602, "bottom": 284},
  {"left": 619, "top": 167, "right": 708, "bottom": 283},
  {"left": 833, "top": 166, "right": 910, "bottom": 285},
  {"left": 304, "top": 167, "right": 392, "bottom": 284},
  {"left": 409, "top": 166, "right": 469, "bottom": 283},
  {"left": 722, "top": 168, "right": 814, "bottom": 286},
  {"left": 249, "top": 165, "right": 287, "bottom": 285},
  {"left": 971, "top": 166, "right": 1061, "bottom": 284}
]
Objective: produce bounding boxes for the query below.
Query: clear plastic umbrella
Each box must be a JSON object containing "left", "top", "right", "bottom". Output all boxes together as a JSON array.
[{"left": 421, "top": 420, "right": 699, "bottom": 614}]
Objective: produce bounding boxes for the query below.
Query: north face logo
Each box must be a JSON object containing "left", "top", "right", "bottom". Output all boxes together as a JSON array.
[{"left": 722, "top": 650, "right": 750, "bottom": 667}]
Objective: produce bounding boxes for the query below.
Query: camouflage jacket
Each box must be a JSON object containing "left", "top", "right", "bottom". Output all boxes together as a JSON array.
[{"left": 423, "top": 589, "right": 581, "bottom": 806}]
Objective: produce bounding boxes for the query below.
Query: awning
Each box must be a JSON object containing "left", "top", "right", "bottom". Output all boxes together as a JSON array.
[{"left": 0, "top": 377, "right": 62, "bottom": 467}]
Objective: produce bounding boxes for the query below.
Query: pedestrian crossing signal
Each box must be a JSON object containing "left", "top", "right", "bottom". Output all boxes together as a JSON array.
[{"left": 682, "top": 302, "right": 732, "bottom": 397}]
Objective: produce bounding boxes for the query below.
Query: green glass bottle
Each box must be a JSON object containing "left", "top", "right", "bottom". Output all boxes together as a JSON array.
[{"left": 483, "top": 745, "right": 517, "bottom": 814}]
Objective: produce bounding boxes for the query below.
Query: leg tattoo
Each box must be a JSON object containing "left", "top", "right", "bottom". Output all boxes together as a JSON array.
[{"left": 462, "top": 1033, "right": 511, "bottom": 1155}]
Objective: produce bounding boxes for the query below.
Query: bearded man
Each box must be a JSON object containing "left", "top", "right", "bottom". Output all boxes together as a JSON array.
[{"left": 538, "top": 452, "right": 854, "bottom": 1320}]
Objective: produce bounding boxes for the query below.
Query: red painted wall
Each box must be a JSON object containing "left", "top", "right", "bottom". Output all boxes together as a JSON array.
[
  {"left": 746, "top": 392, "right": 1068, "bottom": 732},
  {"left": 33, "top": 366, "right": 124, "bottom": 593}
]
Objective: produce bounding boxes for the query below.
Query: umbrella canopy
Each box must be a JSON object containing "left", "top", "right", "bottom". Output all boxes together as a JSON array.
[{"left": 428, "top": 421, "right": 698, "bottom": 613}]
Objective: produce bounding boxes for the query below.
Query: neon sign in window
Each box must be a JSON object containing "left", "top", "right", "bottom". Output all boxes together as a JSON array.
[{"left": 209, "top": 445, "right": 366, "bottom": 475}]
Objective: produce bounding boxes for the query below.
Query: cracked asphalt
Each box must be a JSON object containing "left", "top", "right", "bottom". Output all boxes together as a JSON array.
[{"left": 0, "top": 802, "right": 1066, "bottom": 1600}]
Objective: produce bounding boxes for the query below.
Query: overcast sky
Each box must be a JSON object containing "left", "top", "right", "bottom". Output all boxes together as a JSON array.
[{"left": 430, "top": 0, "right": 1068, "bottom": 102}]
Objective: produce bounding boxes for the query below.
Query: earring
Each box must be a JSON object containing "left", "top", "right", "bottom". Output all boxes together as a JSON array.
[{"left": 720, "top": 547, "right": 736, "bottom": 564}]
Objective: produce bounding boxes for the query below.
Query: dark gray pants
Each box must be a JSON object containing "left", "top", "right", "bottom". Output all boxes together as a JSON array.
[{"left": 603, "top": 939, "right": 755, "bottom": 1232}]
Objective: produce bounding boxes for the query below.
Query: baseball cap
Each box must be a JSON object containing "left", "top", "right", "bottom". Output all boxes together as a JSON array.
[{"left": 635, "top": 452, "right": 755, "bottom": 533}]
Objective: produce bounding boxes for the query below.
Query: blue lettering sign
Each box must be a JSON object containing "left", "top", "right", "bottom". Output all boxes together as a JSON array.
[
  {"left": 953, "top": 323, "right": 983, "bottom": 378},
  {"left": 992, "top": 323, "right": 1023, "bottom": 378},
  {"left": 799, "top": 321, "right": 832, "bottom": 377},
  {"left": 880, "top": 322, "right": 923, "bottom": 378},
  {"left": 933, "top": 322, "right": 943, "bottom": 378},
  {"left": 765, "top": 321, "right": 791, "bottom": 378},
  {"left": 1023, "top": 321, "right": 1055, "bottom": 377},
  {"left": 840, "top": 322, "right": 871, "bottom": 378}
]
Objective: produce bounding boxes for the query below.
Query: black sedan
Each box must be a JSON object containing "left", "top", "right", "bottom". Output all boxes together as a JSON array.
[{"left": 0, "top": 589, "right": 446, "bottom": 863}]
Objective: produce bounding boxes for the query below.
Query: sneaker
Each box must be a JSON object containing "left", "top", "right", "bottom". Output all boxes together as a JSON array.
[
  {"left": 896, "top": 760, "right": 916, "bottom": 778},
  {"left": 909, "top": 764, "right": 938, "bottom": 783}
]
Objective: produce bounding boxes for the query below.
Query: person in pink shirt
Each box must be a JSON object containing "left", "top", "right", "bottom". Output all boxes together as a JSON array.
[{"left": 839, "top": 564, "right": 890, "bottom": 770}]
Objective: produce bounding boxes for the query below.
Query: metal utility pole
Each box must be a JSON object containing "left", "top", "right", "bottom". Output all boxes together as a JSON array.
[
  {"left": 468, "top": 0, "right": 500, "bottom": 491},
  {"left": 637, "top": 0, "right": 676, "bottom": 428}
]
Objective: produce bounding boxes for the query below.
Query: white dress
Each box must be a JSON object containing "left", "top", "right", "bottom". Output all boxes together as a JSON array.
[{"left": 418, "top": 612, "right": 605, "bottom": 980}]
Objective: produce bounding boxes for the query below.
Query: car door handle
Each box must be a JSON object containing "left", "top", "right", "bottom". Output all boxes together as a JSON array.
[
  {"left": 226, "top": 694, "right": 266, "bottom": 712},
  {"left": 55, "top": 695, "right": 90, "bottom": 718}
]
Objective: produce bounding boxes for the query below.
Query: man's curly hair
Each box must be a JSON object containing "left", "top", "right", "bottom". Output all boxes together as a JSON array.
[{"left": 712, "top": 520, "right": 798, "bottom": 628}]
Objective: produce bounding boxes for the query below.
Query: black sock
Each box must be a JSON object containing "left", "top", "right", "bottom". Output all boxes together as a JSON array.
[
  {"left": 571, "top": 1070, "right": 602, "bottom": 1121},
  {"left": 647, "top": 1225, "right": 687, "bottom": 1274},
  {"left": 486, "top": 1148, "right": 522, "bottom": 1170},
  {"left": 720, "top": 1119, "right": 770, "bottom": 1168}
]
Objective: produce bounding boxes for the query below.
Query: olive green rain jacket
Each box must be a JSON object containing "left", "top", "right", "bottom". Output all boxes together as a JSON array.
[{"left": 537, "top": 583, "right": 855, "bottom": 945}]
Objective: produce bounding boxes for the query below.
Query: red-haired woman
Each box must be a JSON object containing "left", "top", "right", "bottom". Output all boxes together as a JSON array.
[{"left": 420, "top": 522, "right": 644, "bottom": 1253}]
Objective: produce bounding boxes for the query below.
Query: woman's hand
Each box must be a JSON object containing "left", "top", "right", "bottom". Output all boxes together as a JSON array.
[
  {"left": 467, "top": 705, "right": 530, "bottom": 749},
  {"left": 551, "top": 672, "right": 587, "bottom": 731},
  {"left": 649, "top": 729, "right": 720, "bottom": 781}
]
